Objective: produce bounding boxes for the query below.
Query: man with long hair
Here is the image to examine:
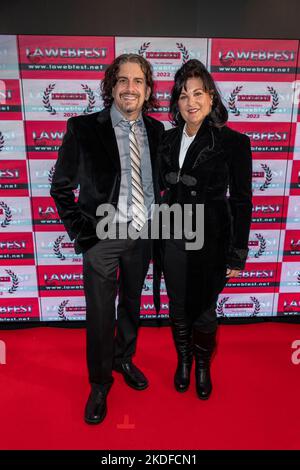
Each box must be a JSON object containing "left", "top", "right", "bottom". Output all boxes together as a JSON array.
[{"left": 51, "top": 54, "right": 164, "bottom": 424}]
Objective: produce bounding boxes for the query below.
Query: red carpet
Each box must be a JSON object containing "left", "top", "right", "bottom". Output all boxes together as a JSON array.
[{"left": 0, "top": 323, "right": 300, "bottom": 450}]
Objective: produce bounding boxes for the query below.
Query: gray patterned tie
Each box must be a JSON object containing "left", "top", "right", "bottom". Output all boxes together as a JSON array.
[{"left": 129, "top": 121, "right": 147, "bottom": 231}]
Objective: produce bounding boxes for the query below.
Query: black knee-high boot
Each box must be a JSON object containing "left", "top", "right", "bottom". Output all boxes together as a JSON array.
[
  {"left": 170, "top": 319, "right": 193, "bottom": 392},
  {"left": 193, "top": 327, "right": 217, "bottom": 400}
]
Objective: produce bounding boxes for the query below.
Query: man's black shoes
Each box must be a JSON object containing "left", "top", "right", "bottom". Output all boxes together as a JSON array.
[
  {"left": 113, "top": 362, "right": 149, "bottom": 390},
  {"left": 84, "top": 364, "right": 148, "bottom": 424},
  {"left": 84, "top": 385, "right": 107, "bottom": 425}
]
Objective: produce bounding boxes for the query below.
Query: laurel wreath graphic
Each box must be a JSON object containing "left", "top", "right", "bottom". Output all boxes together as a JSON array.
[
  {"left": 43, "top": 83, "right": 57, "bottom": 115},
  {"left": 249, "top": 296, "right": 260, "bottom": 317},
  {"left": 0, "top": 131, "right": 4, "bottom": 152},
  {"left": 5, "top": 269, "right": 19, "bottom": 294},
  {"left": 229, "top": 85, "right": 279, "bottom": 117},
  {"left": 260, "top": 163, "right": 272, "bottom": 191},
  {"left": 138, "top": 42, "right": 151, "bottom": 56},
  {"left": 58, "top": 299, "right": 69, "bottom": 321},
  {"left": 266, "top": 86, "right": 279, "bottom": 116},
  {"left": 228, "top": 86, "right": 243, "bottom": 116},
  {"left": 53, "top": 235, "right": 66, "bottom": 261},
  {"left": 217, "top": 296, "right": 260, "bottom": 317},
  {"left": 81, "top": 84, "right": 96, "bottom": 114},
  {"left": 254, "top": 233, "right": 266, "bottom": 258},
  {"left": 137, "top": 42, "right": 189, "bottom": 65},
  {"left": 216, "top": 296, "right": 230, "bottom": 317},
  {"left": 176, "top": 43, "right": 190, "bottom": 64},
  {"left": 297, "top": 272, "right": 300, "bottom": 285},
  {"left": 48, "top": 165, "right": 55, "bottom": 184},
  {"left": 0, "top": 201, "right": 12, "bottom": 228}
]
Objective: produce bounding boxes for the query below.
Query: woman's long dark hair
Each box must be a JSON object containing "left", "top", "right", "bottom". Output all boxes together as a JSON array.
[
  {"left": 101, "top": 53, "right": 158, "bottom": 112},
  {"left": 169, "top": 59, "right": 228, "bottom": 127}
]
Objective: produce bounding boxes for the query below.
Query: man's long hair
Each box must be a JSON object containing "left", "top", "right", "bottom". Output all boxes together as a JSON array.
[{"left": 101, "top": 53, "right": 158, "bottom": 112}]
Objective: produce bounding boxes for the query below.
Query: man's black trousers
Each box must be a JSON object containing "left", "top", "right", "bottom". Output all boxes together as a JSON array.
[{"left": 82, "top": 236, "right": 151, "bottom": 390}]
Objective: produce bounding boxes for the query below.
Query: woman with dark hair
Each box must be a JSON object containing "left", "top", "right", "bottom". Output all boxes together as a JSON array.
[{"left": 159, "top": 59, "right": 252, "bottom": 399}]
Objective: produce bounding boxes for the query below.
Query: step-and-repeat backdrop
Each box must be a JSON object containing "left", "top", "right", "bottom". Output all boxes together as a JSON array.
[{"left": 0, "top": 35, "right": 299, "bottom": 322}]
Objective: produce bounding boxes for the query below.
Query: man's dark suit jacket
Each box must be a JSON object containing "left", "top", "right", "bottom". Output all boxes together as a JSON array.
[{"left": 50, "top": 108, "right": 164, "bottom": 254}]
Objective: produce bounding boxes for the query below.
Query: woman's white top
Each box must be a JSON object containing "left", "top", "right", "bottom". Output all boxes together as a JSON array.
[{"left": 178, "top": 124, "right": 197, "bottom": 169}]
